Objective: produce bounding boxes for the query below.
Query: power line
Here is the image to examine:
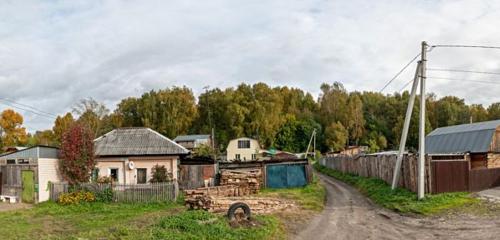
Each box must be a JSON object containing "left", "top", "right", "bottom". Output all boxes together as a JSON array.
[
  {"left": 427, "top": 68, "right": 500, "bottom": 76},
  {"left": 399, "top": 79, "right": 414, "bottom": 92},
  {"left": 0, "top": 101, "right": 55, "bottom": 120},
  {"left": 0, "top": 98, "right": 57, "bottom": 117},
  {"left": 427, "top": 76, "right": 500, "bottom": 85},
  {"left": 431, "top": 44, "right": 500, "bottom": 50},
  {"left": 379, "top": 53, "right": 421, "bottom": 92}
]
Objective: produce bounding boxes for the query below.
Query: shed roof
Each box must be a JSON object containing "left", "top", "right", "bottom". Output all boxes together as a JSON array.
[
  {"left": 173, "top": 134, "right": 210, "bottom": 142},
  {"left": 0, "top": 145, "right": 59, "bottom": 160},
  {"left": 94, "top": 128, "right": 189, "bottom": 156},
  {"left": 426, "top": 120, "right": 500, "bottom": 154}
]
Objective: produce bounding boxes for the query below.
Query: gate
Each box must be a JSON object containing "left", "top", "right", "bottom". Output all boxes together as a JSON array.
[
  {"left": 266, "top": 163, "right": 307, "bottom": 188},
  {"left": 432, "top": 160, "right": 469, "bottom": 193}
]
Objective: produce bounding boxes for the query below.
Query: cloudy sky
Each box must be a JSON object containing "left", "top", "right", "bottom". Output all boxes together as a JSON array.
[{"left": 1, "top": 0, "right": 500, "bottom": 132}]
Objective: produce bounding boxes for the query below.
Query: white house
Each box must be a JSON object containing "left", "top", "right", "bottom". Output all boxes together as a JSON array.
[{"left": 226, "top": 137, "right": 261, "bottom": 162}]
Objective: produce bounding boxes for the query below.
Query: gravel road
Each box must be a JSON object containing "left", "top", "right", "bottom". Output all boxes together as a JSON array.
[{"left": 294, "top": 173, "right": 500, "bottom": 240}]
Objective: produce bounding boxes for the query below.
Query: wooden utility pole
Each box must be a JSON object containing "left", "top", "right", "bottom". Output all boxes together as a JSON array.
[
  {"left": 418, "top": 41, "right": 428, "bottom": 200},
  {"left": 391, "top": 61, "right": 421, "bottom": 189}
]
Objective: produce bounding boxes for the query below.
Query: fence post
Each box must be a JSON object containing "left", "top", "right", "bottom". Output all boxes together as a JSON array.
[{"left": 174, "top": 181, "right": 179, "bottom": 201}]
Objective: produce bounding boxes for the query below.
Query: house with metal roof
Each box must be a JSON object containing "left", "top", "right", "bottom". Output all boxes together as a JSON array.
[
  {"left": 426, "top": 120, "right": 500, "bottom": 169},
  {"left": 173, "top": 134, "right": 212, "bottom": 151},
  {"left": 94, "top": 128, "right": 189, "bottom": 184},
  {"left": 0, "top": 145, "right": 62, "bottom": 203}
]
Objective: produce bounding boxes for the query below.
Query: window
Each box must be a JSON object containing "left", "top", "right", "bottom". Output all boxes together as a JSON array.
[
  {"left": 238, "top": 140, "right": 250, "bottom": 149},
  {"left": 91, "top": 169, "right": 99, "bottom": 182},
  {"left": 6, "top": 159, "right": 15, "bottom": 164},
  {"left": 235, "top": 154, "right": 241, "bottom": 160},
  {"left": 110, "top": 168, "right": 119, "bottom": 182},
  {"left": 137, "top": 168, "right": 147, "bottom": 184},
  {"left": 18, "top": 159, "right": 29, "bottom": 164},
  {"left": 251, "top": 154, "right": 257, "bottom": 160}
]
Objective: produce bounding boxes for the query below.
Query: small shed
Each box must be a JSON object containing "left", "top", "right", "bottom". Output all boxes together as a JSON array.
[
  {"left": 425, "top": 120, "right": 500, "bottom": 193},
  {"left": 0, "top": 145, "right": 62, "bottom": 203}
]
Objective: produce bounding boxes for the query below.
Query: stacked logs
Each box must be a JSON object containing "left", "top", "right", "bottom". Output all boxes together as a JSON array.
[
  {"left": 187, "top": 196, "right": 296, "bottom": 214},
  {"left": 219, "top": 169, "right": 262, "bottom": 194}
]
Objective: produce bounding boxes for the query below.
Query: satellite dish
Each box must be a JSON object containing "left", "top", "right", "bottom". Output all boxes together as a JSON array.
[{"left": 128, "top": 161, "right": 135, "bottom": 170}]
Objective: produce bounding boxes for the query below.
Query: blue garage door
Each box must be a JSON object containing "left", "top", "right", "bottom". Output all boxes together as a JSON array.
[{"left": 266, "top": 164, "right": 307, "bottom": 188}]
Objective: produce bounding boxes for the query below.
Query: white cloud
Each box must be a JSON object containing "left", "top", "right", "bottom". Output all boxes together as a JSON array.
[{"left": 1, "top": 0, "right": 500, "bottom": 131}]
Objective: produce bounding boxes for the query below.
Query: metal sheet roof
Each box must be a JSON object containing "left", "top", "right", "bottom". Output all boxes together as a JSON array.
[
  {"left": 0, "top": 145, "right": 59, "bottom": 160},
  {"left": 426, "top": 120, "right": 500, "bottom": 154},
  {"left": 173, "top": 134, "right": 210, "bottom": 142},
  {"left": 94, "top": 128, "right": 189, "bottom": 156}
]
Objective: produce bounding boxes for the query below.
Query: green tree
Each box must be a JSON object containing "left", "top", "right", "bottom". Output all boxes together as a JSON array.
[
  {"left": 53, "top": 113, "right": 75, "bottom": 144},
  {"left": 324, "top": 122, "right": 348, "bottom": 152},
  {"left": 488, "top": 102, "right": 500, "bottom": 120}
]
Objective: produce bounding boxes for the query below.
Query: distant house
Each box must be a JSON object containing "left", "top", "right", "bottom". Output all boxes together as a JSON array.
[
  {"left": 94, "top": 128, "right": 189, "bottom": 184},
  {"left": 0, "top": 145, "right": 62, "bottom": 203},
  {"left": 173, "top": 134, "right": 212, "bottom": 151},
  {"left": 326, "top": 146, "right": 369, "bottom": 157},
  {"left": 226, "top": 137, "right": 261, "bottom": 162}
]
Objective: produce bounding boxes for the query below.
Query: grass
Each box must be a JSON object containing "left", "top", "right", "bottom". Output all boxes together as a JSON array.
[
  {"left": 314, "top": 163, "right": 479, "bottom": 215},
  {"left": 0, "top": 201, "right": 283, "bottom": 240},
  {"left": 259, "top": 177, "right": 326, "bottom": 212}
]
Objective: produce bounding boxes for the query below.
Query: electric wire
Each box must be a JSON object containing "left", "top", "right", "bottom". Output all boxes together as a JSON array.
[
  {"left": 431, "top": 44, "right": 500, "bottom": 50},
  {"left": 379, "top": 53, "right": 421, "bottom": 92},
  {"left": 427, "top": 76, "right": 500, "bottom": 85},
  {"left": 427, "top": 68, "right": 500, "bottom": 76},
  {"left": 0, "top": 98, "right": 57, "bottom": 118}
]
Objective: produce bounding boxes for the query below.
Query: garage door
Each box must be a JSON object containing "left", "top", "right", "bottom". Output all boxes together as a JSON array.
[{"left": 266, "top": 164, "right": 307, "bottom": 188}]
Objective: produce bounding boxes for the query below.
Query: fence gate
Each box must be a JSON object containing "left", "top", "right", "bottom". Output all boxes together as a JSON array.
[
  {"left": 266, "top": 164, "right": 307, "bottom": 188},
  {"left": 432, "top": 160, "right": 469, "bottom": 193}
]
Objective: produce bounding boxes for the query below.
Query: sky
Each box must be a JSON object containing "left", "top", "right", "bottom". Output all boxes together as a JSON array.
[{"left": 1, "top": 0, "right": 500, "bottom": 132}]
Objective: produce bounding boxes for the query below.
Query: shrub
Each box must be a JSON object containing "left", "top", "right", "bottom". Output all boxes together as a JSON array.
[
  {"left": 58, "top": 191, "right": 96, "bottom": 205},
  {"left": 149, "top": 165, "right": 172, "bottom": 183},
  {"left": 96, "top": 176, "right": 113, "bottom": 184},
  {"left": 94, "top": 187, "right": 113, "bottom": 202}
]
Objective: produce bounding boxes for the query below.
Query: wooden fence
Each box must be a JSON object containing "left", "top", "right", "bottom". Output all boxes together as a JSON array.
[
  {"left": 49, "top": 182, "right": 178, "bottom": 203},
  {"left": 319, "top": 154, "right": 432, "bottom": 193}
]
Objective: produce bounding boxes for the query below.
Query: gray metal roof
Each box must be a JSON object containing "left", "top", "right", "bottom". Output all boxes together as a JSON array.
[
  {"left": 0, "top": 145, "right": 59, "bottom": 160},
  {"left": 426, "top": 120, "right": 500, "bottom": 154},
  {"left": 94, "top": 128, "right": 189, "bottom": 156},
  {"left": 173, "top": 134, "right": 210, "bottom": 142}
]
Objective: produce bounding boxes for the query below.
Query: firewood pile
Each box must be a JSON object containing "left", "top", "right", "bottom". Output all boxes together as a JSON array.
[
  {"left": 187, "top": 196, "right": 296, "bottom": 214},
  {"left": 219, "top": 169, "right": 262, "bottom": 194}
]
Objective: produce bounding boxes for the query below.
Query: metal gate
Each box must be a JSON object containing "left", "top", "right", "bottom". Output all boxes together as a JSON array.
[
  {"left": 266, "top": 163, "right": 307, "bottom": 188},
  {"left": 432, "top": 160, "right": 469, "bottom": 193}
]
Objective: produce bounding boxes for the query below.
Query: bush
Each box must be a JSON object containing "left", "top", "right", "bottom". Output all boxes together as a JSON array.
[
  {"left": 150, "top": 164, "right": 172, "bottom": 183},
  {"left": 94, "top": 187, "right": 113, "bottom": 202},
  {"left": 58, "top": 191, "right": 96, "bottom": 205}
]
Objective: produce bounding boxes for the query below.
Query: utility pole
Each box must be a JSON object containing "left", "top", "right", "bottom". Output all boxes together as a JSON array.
[
  {"left": 391, "top": 61, "right": 421, "bottom": 189},
  {"left": 418, "top": 41, "right": 427, "bottom": 200},
  {"left": 203, "top": 86, "right": 215, "bottom": 151}
]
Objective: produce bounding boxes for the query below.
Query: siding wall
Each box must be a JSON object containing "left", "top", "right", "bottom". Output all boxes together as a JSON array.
[
  {"left": 226, "top": 138, "right": 260, "bottom": 161},
  {"left": 37, "top": 158, "right": 63, "bottom": 202}
]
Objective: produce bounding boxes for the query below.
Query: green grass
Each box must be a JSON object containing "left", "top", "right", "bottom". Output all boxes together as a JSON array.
[
  {"left": 152, "top": 210, "right": 283, "bottom": 240},
  {"left": 259, "top": 178, "right": 326, "bottom": 212},
  {"left": 314, "top": 163, "right": 478, "bottom": 215},
  {"left": 0, "top": 201, "right": 284, "bottom": 239}
]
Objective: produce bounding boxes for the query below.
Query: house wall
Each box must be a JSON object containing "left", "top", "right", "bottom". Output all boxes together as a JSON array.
[
  {"left": 95, "top": 156, "right": 178, "bottom": 184},
  {"left": 37, "top": 158, "right": 63, "bottom": 202},
  {"left": 226, "top": 138, "right": 261, "bottom": 161}
]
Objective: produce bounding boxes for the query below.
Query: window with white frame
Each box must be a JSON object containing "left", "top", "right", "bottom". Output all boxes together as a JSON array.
[
  {"left": 237, "top": 140, "right": 250, "bottom": 149},
  {"left": 235, "top": 154, "right": 241, "bottom": 160}
]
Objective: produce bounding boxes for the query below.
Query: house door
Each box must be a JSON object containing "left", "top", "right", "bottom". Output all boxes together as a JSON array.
[
  {"left": 137, "top": 168, "right": 147, "bottom": 184},
  {"left": 21, "top": 170, "right": 35, "bottom": 203}
]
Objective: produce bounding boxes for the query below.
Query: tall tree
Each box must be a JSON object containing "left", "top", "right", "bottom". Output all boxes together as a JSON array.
[
  {"left": 488, "top": 102, "right": 500, "bottom": 120},
  {"left": 53, "top": 113, "right": 75, "bottom": 144},
  {"left": 59, "top": 124, "right": 95, "bottom": 185},
  {"left": 346, "top": 93, "right": 365, "bottom": 144},
  {"left": 324, "top": 122, "right": 348, "bottom": 152},
  {"left": 0, "top": 109, "right": 28, "bottom": 146},
  {"left": 73, "top": 98, "right": 109, "bottom": 137}
]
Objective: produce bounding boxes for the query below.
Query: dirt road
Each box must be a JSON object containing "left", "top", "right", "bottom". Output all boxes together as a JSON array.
[{"left": 294, "top": 173, "right": 500, "bottom": 240}]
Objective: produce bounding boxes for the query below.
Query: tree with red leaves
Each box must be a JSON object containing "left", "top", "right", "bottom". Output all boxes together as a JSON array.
[{"left": 59, "top": 123, "right": 95, "bottom": 185}]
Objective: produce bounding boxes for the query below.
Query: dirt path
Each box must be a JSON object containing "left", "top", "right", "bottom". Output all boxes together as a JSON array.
[{"left": 294, "top": 173, "right": 500, "bottom": 240}]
